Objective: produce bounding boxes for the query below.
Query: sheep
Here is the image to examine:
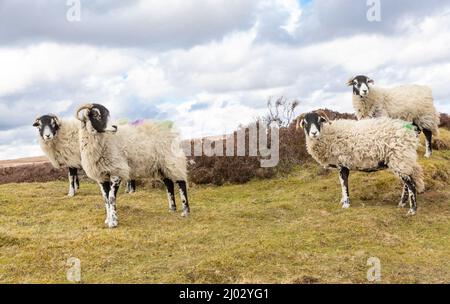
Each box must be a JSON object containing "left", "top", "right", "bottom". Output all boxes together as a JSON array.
[
  {"left": 33, "top": 115, "right": 82, "bottom": 197},
  {"left": 33, "top": 114, "right": 137, "bottom": 197},
  {"left": 75, "top": 103, "right": 190, "bottom": 228},
  {"left": 296, "top": 110, "right": 425, "bottom": 216},
  {"left": 347, "top": 75, "right": 440, "bottom": 158}
]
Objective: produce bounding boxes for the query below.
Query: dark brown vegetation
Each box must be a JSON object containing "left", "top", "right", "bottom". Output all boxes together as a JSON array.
[
  {"left": 187, "top": 109, "right": 355, "bottom": 185},
  {"left": 0, "top": 110, "right": 447, "bottom": 186}
]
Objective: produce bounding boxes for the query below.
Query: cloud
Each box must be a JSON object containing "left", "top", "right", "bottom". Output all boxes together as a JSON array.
[
  {"left": 0, "top": 0, "right": 449, "bottom": 160},
  {"left": 0, "top": 0, "right": 259, "bottom": 49}
]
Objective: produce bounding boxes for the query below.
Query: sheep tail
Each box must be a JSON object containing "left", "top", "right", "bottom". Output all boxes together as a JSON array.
[{"left": 412, "top": 164, "right": 425, "bottom": 194}]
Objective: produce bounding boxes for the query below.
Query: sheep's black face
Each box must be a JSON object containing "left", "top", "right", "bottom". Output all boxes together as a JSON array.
[
  {"left": 299, "top": 112, "right": 328, "bottom": 139},
  {"left": 87, "top": 104, "right": 117, "bottom": 133},
  {"left": 33, "top": 115, "right": 60, "bottom": 141},
  {"left": 348, "top": 75, "right": 374, "bottom": 98}
]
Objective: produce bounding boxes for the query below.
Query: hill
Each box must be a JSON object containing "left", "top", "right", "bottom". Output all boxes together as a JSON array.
[{"left": 0, "top": 129, "right": 449, "bottom": 283}]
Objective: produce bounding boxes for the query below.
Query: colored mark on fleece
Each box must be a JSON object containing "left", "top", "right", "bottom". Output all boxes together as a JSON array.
[
  {"left": 404, "top": 123, "right": 415, "bottom": 131},
  {"left": 130, "top": 119, "right": 145, "bottom": 127}
]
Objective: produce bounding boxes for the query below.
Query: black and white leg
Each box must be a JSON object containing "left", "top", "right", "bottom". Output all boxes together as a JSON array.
[
  {"left": 176, "top": 180, "right": 190, "bottom": 217},
  {"left": 423, "top": 129, "right": 433, "bottom": 158},
  {"left": 106, "top": 176, "right": 121, "bottom": 228},
  {"left": 125, "top": 179, "right": 136, "bottom": 193},
  {"left": 130, "top": 180, "right": 136, "bottom": 193},
  {"left": 163, "top": 178, "right": 176, "bottom": 212},
  {"left": 398, "top": 184, "right": 409, "bottom": 208},
  {"left": 338, "top": 167, "right": 350, "bottom": 209},
  {"left": 99, "top": 181, "right": 111, "bottom": 225},
  {"left": 68, "top": 167, "right": 78, "bottom": 197},
  {"left": 402, "top": 176, "right": 417, "bottom": 216}
]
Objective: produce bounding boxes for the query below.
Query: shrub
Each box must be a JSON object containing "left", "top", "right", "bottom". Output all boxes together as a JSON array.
[
  {"left": 187, "top": 108, "right": 355, "bottom": 185},
  {"left": 439, "top": 113, "right": 450, "bottom": 130}
]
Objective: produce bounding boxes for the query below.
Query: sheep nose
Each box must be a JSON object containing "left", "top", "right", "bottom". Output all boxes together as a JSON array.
[
  {"left": 112, "top": 125, "right": 118, "bottom": 131},
  {"left": 362, "top": 89, "right": 368, "bottom": 94},
  {"left": 311, "top": 131, "right": 317, "bottom": 136},
  {"left": 45, "top": 134, "right": 51, "bottom": 138}
]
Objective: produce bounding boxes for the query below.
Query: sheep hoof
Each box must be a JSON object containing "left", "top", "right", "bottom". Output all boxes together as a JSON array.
[
  {"left": 424, "top": 152, "right": 431, "bottom": 158},
  {"left": 169, "top": 208, "right": 177, "bottom": 213},
  {"left": 106, "top": 218, "right": 118, "bottom": 228},
  {"left": 398, "top": 202, "right": 407, "bottom": 208},
  {"left": 181, "top": 210, "right": 190, "bottom": 217},
  {"left": 342, "top": 203, "right": 350, "bottom": 209},
  {"left": 406, "top": 209, "right": 417, "bottom": 216},
  {"left": 68, "top": 190, "right": 75, "bottom": 197}
]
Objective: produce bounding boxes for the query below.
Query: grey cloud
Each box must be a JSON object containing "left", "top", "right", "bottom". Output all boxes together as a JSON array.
[
  {"left": 256, "top": 0, "right": 450, "bottom": 45},
  {"left": 0, "top": 0, "right": 259, "bottom": 49}
]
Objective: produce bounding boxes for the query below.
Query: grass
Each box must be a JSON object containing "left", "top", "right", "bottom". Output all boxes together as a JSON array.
[{"left": 0, "top": 131, "right": 449, "bottom": 283}]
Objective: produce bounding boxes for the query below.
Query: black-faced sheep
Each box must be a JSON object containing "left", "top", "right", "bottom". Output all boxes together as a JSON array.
[
  {"left": 33, "top": 114, "right": 137, "bottom": 197},
  {"left": 75, "top": 103, "right": 190, "bottom": 228},
  {"left": 347, "top": 75, "right": 440, "bottom": 158},
  {"left": 297, "top": 110, "right": 424, "bottom": 216},
  {"left": 33, "top": 115, "right": 82, "bottom": 197}
]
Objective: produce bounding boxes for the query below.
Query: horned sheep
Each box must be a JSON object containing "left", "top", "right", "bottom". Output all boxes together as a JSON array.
[
  {"left": 33, "top": 114, "right": 137, "bottom": 197},
  {"left": 297, "top": 110, "right": 425, "bottom": 216},
  {"left": 75, "top": 103, "right": 190, "bottom": 228}
]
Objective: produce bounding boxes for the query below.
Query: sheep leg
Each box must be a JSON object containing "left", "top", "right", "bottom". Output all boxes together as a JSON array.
[
  {"left": 99, "top": 181, "right": 111, "bottom": 225},
  {"left": 68, "top": 167, "right": 78, "bottom": 197},
  {"left": 163, "top": 178, "right": 177, "bottom": 212},
  {"left": 423, "top": 129, "right": 432, "bottom": 158},
  {"left": 125, "top": 180, "right": 130, "bottom": 193},
  {"left": 398, "top": 184, "right": 409, "bottom": 208},
  {"left": 106, "top": 176, "right": 121, "bottom": 228},
  {"left": 125, "top": 180, "right": 136, "bottom": 193},
  {"left": 338, "top": 167, "right": 350, "bottom": 209},
  {"left": 402, "top": 176, "right": 417, "bottom": 216},
  {"left": 176, "top": 180, "right": 190, "bottom": 217}
]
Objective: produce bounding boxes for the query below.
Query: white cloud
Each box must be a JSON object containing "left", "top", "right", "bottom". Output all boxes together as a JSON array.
[{"left": 0, "top": 1, "right": 449, "bottom": 160}]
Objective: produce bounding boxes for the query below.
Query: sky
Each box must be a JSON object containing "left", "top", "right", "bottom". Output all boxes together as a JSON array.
[{"left": 1, "top": 0, "right": 450, "bottom": 159}]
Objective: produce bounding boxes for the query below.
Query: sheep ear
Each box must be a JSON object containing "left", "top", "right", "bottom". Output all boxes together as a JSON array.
[
  {"left": 346, "top": 77, "right": 355, "bottom": 86},
  {"left": 367, "top": 78, "right": 374, "bottom": 84},
  {"left": 32, "top": 118, "right": 40, "bottom": 127}
]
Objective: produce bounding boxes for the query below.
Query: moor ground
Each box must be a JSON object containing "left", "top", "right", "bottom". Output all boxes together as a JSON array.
[{"left": 0, "top": 130, "right": 449, "bottom": 283}]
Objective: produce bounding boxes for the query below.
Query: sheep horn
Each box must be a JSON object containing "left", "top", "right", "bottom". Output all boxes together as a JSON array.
[
  {"left": 295, "top": 113, "right": 306, "bottom": 130},
  {"left": 32, "top": 116, "right": 41, "bottom": 127},
  {"left": 346, "top": 77, "right": 355, "bottom": 86},
  {"left": 75, "top": 104, "right": 93, "bottom": 121},
  {"left": 315, "top": 110, "right": 330, "bottom": 123},
  {"left": 47, "top": 114, "right": 60, "bottom": 126}
]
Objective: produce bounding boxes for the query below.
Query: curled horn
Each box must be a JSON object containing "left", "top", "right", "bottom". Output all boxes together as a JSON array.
[
  {"left": 75, "top": 104, "right": 93, "bottom": 121},
  {"left": 32, "top": 116, "right": 41, "bottom": 127},
  {"left": 295, "top": 113, "right": 306, "bottom": 130},
  {"left": 315, "top": 110, "right": 330, "bottom": 123},
  {"left": 48, "top": 114, "right": 60, "bottom": 126},
  {"left": 346, "top": 76, "right": 355, "bottom": 86}
]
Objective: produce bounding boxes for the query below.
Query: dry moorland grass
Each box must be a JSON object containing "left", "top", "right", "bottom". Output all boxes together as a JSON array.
[{"left": 0, "top": 130, "right": 449, "bottom": 283}]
